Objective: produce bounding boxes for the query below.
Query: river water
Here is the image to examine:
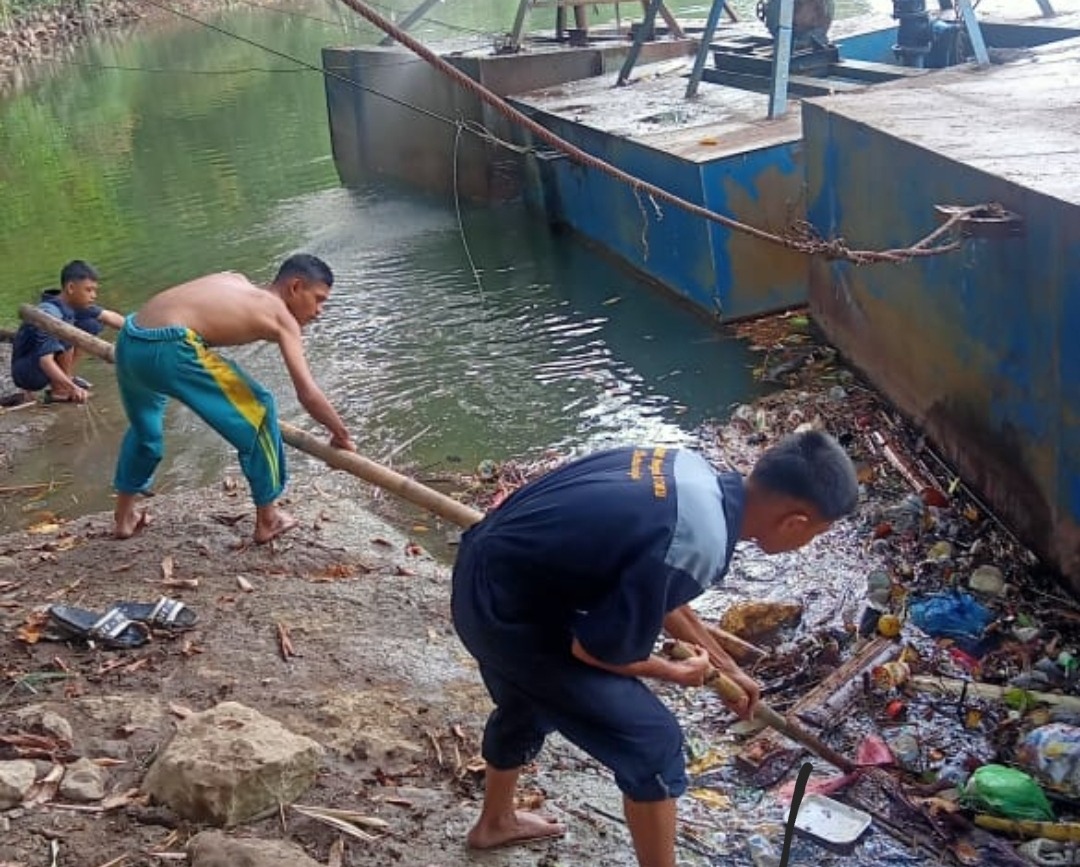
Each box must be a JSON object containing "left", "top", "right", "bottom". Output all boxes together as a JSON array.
[{"left": 0, "top": 0, "right": 882, "bottom": 529}]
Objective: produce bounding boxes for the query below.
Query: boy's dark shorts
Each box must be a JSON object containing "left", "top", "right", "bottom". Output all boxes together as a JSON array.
[
  {"left": 452, "top": 532, "right": 688, "bottom": 802},
  {"left": 11, "top": 351, "right": 54, "bottom": 391}
]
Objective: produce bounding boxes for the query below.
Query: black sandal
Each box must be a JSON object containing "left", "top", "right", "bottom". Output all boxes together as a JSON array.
[
  {"left": 47, "top": 605, "right": 150, "bottom": 649},
  {"left": 112, "top": 596, "right": 197, "bottom": 631}
]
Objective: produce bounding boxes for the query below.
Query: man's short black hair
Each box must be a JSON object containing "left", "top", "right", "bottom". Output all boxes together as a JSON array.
[
  {"left": 749, "top": 430, "right": 859, "bottom": 520},
  {"left": 274, "top": 253, "right": 333, "bottom": 288},
  {"left": 60, "top": 260, "right": 99, "bottom": 286}
]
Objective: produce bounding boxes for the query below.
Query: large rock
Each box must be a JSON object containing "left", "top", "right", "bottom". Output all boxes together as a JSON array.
[
  {"left": 0, "top": 760, "right": 36, "bottom": 809},
  {"left": 142, "top": 702, "right": 322, "bottom": 826},
  {"left": 188, "top": 831, "right": 324, "bottom": 867}
]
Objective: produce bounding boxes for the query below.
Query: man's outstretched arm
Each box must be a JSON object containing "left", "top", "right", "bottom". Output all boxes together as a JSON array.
[{"left": 275, "top": 318, "right": 355, "bottom": 450}]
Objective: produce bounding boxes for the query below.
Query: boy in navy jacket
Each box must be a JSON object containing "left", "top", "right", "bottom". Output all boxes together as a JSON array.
[{"left": 452, "top": 431, "right": 859, "bottom": 865}]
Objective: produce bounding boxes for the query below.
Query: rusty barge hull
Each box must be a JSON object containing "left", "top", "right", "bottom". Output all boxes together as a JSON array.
[{"left": 804, "top": 34, "right": 1080, "bottom": 589}]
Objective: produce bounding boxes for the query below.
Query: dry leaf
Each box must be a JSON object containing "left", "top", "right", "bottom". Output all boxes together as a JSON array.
[
  {"left": 168, "top": 702, "right": 194, "bottom": 719},
  {"left": 371, "top": 537, "right": 393, "bottom": 548},
  {"left": 688, "top": 788, "right": 732, "bottom": 810},
  {"left": 515, "top": 789, "right": 546, "bottom": 810},
  {"left": 395, "top": 566, "right": 416, "bottom": 577},
  {"left": 404, "top": 543, "right": 424, "bottom": 557},
  {"left": 92, "top": 757, "right": 127, "bottom": 768},
  {"left": 27, "top": 521, "right": 61, "bottom": 535},
  {"left": 160, "top": 556, "right": 174, "bottom": 582},
  {"left": 110, "top": 562, "right": 134, "bottom": 574},
  {"left": 16, "top": 610, "right": 50, "bottom": 644},
  {"left": 162, "top": 578, "right": 198, "bottom": 590},
  {"left": 236, "top": 576, "right": 254, "bottom": 592}
]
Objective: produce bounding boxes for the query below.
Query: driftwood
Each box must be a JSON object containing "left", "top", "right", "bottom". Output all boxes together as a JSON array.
[
  {"left": 704, "top": 623, "right": 767, "bottom": 665},
  {"left": 794, "top": 637, "right": 901, "bottom": 727},
  {"left": 909, "top": 675, "right": 1080, "bottom": 712},
  {"left": 974, "top": 814, "right": 1080, "bottom": 842}
]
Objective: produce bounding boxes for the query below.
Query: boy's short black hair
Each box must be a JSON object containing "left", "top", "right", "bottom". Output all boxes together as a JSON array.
[
  {"left": 60, "top": 260, "right": 99, "bottom": 286},
  {"left": 749, "top": 430, "right": 859, "bottom": 520},
  {"left": 274, "top": 253, "right": 333, "bottom": 288}
]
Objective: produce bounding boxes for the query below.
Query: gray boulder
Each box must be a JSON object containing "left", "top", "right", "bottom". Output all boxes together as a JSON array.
[
  {"left": 0, "top": 760, "right": 36, "bottom": 809},
  {"left": 143, "top": 702, "right": 322, "bottom": 826}
]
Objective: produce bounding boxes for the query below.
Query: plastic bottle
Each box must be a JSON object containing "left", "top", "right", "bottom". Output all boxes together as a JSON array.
[{"left": 747, "top": 834, "right": 780, "bottom": 867}]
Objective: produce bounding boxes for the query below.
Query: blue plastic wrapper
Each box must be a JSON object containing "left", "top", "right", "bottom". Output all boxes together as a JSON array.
[{"left": 909, "top": 590, "right": 994, "bottom": 644}]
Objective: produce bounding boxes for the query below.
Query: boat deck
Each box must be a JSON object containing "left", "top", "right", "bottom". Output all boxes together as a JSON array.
[
  {"left": 514, "top": 59, "right": 802, "bottom": 162},
  {"left": 805, "top": 34, "right": 1080, "bottom": 204},
  {"left": 512, "top": 2, "right": 1080, "bottom": 167}
]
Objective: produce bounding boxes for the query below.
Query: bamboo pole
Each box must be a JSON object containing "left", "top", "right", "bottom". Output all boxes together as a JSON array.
[
  {"left": 666, "top": 639, "right": 855, "bottom": 772},
  {"left": 18, "top": 304, "right": 482, "bottom": 528},
  {"left": 21, "top": 304, "right": 761, "bottom": 654}
]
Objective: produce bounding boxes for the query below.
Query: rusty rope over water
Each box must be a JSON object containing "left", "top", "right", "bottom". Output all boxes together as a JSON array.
[{"left": 334, "top": 0, "right": 987, "bottom": 265}]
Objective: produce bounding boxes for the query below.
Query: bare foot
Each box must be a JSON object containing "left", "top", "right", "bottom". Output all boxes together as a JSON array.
[
  {"left": 466, "top": 811, "right": 566, "bottom": 850},
  {"left": 253, "top": 507, "right": 298, "bottom": 544},
  {"left": 114, "top": 509, "right": 153, "bottom": 540}
]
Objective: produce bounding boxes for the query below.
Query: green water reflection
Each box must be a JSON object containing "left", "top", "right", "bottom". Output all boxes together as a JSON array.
[{"left": 0, "top": 0, "right": 887, "bottom": 529}]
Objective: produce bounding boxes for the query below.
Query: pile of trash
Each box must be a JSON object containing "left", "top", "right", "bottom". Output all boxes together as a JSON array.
[
  {"left": 685, "top": 311, "right": 1080, "bottom": 866},
  {"left": 415, "top": 310, "right": 1080, "bottom": 865}
]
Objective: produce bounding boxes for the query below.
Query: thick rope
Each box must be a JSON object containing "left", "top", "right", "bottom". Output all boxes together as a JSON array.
[{"left": 333, "top": 0, "right": 988, "bottom": 265}]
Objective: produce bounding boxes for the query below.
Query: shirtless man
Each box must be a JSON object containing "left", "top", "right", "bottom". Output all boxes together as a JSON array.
[{"left": 111, "top": 254, "right": 355, "bottom": 542}]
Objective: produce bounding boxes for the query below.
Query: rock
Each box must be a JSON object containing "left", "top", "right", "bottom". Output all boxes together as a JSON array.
[
  {"left": 968, "top": 564, "right": 1006, "bottom": 596},
  {"left": 827, "top": 385, "right": 847, "bottom": 401},
  {"left": 143, "top": 702, "right": 322, "bottom": 826},
  {"left": 0, "top": 760, "right": 36, "bottom": 809},
  {"left": 13, "top": 705, "right": 74, "bottom": 744},
  {"left": 0, "top": 555, "right": 16, "bottom": 571},
  {"left": 59, "top": 757, "right": 106, "bottom": 802},
  {"left": 720, "top": 600, "right": 803, "bottom": 643},
  {"left": 83, "top": 738, "right": 129, "bottom": 761},
  {"left": 187, "top": 831, "right": 324, "bottom": 867}
]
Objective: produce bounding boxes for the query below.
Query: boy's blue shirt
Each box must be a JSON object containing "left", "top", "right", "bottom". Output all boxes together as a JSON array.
[{"left": 465, "top": 446, "right": 745, "bottom": 665}]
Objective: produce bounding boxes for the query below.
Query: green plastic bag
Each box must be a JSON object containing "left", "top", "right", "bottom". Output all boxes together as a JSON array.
[{"left": 962, "top": 764, "right": 1055, "bottom": 821}]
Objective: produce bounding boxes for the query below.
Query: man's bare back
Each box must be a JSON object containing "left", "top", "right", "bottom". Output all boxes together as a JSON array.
[
  {"left": 136, "top": 272, "right": 288, "bottom": 346},
  {"left": 113, "top": 256, "right": 355, "bottom": 544}
]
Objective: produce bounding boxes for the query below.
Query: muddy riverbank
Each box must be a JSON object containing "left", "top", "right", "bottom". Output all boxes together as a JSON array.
[{"left": 3, "top": 313, "right": 1080, "bottom": 867}]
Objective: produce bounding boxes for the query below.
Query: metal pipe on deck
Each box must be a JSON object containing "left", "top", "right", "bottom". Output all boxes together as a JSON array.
[{"left": 767, "top": 0, "right": 794, "bottom": 118}]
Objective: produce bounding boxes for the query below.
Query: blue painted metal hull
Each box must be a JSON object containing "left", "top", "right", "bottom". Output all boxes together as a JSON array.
[
  {"left": 803, "top": 76, "right": 1080, "bottom": 589},
  {"left": 514, "top": 104, "right": 807, "bottom": 321}
]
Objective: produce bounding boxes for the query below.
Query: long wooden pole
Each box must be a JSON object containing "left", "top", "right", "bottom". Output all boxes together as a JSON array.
[
  {"left": 666, "top": 639, "right": 855, "bottom": 772},
  {"left": 18, "top": 304, "right": 482, "bottom": 528},
  {"left": 19, "top": 304, "right": 767, "bottom": 659}
]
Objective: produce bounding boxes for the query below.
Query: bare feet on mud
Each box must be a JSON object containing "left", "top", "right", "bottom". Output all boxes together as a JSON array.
[
  {"left": 253, "top": 506, "right": 298, "bottom": 544},
  {"left": 114, "top": 509, "right": 153, "bottom": 540},
  {"left": 466, "top": 811, "right": 567, "bottom": 850}
]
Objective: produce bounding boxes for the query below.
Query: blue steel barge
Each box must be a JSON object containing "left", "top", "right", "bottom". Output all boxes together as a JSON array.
[
  {"left": 803, "top": 28, "right": 1080, "bottom": 591},
  {"left": 322, "top": 4, "right": 1080, "bottom": 587}
]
